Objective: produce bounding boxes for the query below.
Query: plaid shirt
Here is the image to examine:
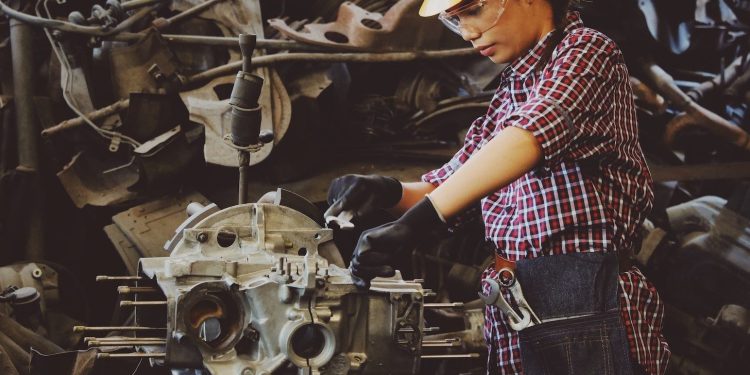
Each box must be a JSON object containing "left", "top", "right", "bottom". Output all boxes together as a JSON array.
[{"left": 422, "top": 13, "right": 669, "bottom": 375}]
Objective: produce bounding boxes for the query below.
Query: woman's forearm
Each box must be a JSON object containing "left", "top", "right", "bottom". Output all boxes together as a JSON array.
[
  {"left": 429, "top": 127, "right": 543, "bottom": 218},
  {"left": 391, "top": 181, "right": 437, "bottom": 215}
]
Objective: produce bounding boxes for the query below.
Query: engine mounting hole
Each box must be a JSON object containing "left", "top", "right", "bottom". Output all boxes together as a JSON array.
[
  {"left": 298, "top": 247, "right": 307, "bottom": 256},
  {"left": 324, "top": 31, "right": 349, "bottom": 44},
  {"left": 361, "top": 19, "right": 382, "bottom": 30}
]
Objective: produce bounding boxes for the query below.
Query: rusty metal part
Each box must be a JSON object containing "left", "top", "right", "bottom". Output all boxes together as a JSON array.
[
  {"left": 640, "top": 60, "right": 750, "bottom": 150},
  {"left": 106, "top": 31, "right": 180, "bottom": 99},
  {"left": 0, "top": 314, "right": 62, "bottom": 355},
  {"left": 105, "top": 191, "right": 211, "bottom": 273},
  {"left": 73, "top": 326, "right": 165, "bottom": 333},
  {"left": 0, "top": 331, "right": 29, "bottom": 375},
  {"left": 421, "top": 353, "right": 480, "bottom": 359},
  {"left": 96, "top": 352, "right": 165, "bottom": 359},
  {"left": 117, "top": 286, "right": 159, "bottom": 294},
  {"left": 41, "top": 99, "right": 129, "bottom": 138},
  {"left": 185, "top": 47, "right": 476, "bottom": 85},
  {"left": 0, "top": 1, "right": 159, "bottom": 37},
  {"left": 120, "top": 301, "right": 167, "bottom": 307},
  {"left": 94, "top": 276, "right": 142, "bottom": 282},
  {"left": 153, "top": 0, "right": 226, "bottom": 29},
  {"left": 0, "top": 345, "right": 19, "bottom": 375},
  {"left": 268, "top": 0, "right": 443, "bottom": 51},
  {"left": 630, "top": 76, "right": 666, "bottom": 114},
  {"left": 0, "top": 263, "right": 59, "bottom": 317},
  {"left": 650, "top": 161, "right": 750, "bottom": 182},
  {"left": 88, "top": 340, "right": 166, "bottom": 346},
  {"left": 686, "top": 54, "right": 749, "bottom": 101},
  {"left": 56, "top": 152, "right": 139, "bottom": 208}
]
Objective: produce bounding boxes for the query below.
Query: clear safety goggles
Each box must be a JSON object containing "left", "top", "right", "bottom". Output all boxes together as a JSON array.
[{"left": 438, "top": 0, "right": 507, "bottom": 35}]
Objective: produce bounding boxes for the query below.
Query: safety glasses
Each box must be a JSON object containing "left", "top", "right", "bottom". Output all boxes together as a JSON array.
[{"left": 438, "top": 0, "right": 507, "bottom": 36}]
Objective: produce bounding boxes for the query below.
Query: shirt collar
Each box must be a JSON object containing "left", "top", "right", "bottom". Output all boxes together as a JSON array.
[{"left": 502, "top": 11, "right": 584, "bottom": 79}]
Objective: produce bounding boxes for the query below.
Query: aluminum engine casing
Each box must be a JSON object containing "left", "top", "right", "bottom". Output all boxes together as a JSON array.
[{"left": 136, "top": 203, "right": 425, "bottom": 374}]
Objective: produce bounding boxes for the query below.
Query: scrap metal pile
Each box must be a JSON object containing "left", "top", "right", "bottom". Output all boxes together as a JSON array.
[{"left": 0, "top": 0, "right": 748, "bottom": 374}]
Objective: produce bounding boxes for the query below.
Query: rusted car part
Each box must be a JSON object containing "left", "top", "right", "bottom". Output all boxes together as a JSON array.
[
  {"left": 67, "top": 0, "right": 164, "bottom": 27},
  {"left": 40, "top": 99, "right": 129, "bottom": 138},
  {"left": 87, "top": 202, "right": 478, "bottom": 373},
  {"left": 630, "top": 76, "right": 667, "bottom": 114},
  {"left": 0, "top": 0, "right": 160, "bottom": 37},
  {"left": 649, "top": 161, "right": 750, "bottom": 182},
  {"left": 57, "top": 152, "right": 138, "bottom": 208},
  {"left": 8, "top": 8, "right": 45, "bottom": 261},
  {"left": 179, "top": 72, "right": 290, "bottom": 167},
  {"left": 640, "top": 191, "right": 750, "bottom": 374},
  {"left": 151, "top": 0, "right": 226, "bottom": 30},
  {"left": 0, "top": 263, "right": 59, "bottom": 318},
  {"left": 640, "top": 60, "right": 750, "bottom": 150},
  {"left": 104, "top": 191, "right": 211, "bottom": 274},
  {"left": 106, "top": 31, "right": 182, "bottom": 99},
  {"left": 686, "top": 53, "right": 750, "bottom": 102},
  {"left": 268, "top": 0, "right": 443, "bottom": 51},
  {"left": 185, "top": 47, "right": 476, "bottom": 85}
]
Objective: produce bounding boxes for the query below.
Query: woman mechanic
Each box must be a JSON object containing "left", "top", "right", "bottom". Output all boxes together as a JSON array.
[{"left": 325, "top": 0, "right": 670, "bottom": 373}]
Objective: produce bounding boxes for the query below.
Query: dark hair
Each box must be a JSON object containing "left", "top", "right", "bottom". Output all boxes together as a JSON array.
[{"left": 536, "top": 0, "right": 579, "bottom": 70}]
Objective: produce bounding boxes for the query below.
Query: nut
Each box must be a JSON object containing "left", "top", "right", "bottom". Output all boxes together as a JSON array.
[
  {"left": 31, "top": 268, "right": 43, "bottom": 279},
  {"left": 197, "top": 232, "right": 209, "bottom": 243}
]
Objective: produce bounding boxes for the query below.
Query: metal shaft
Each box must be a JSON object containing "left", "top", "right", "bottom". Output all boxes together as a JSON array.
[
  {"left": 120, "top": 301, "right": 167, "bottom": 307},
  {"left": 84, "top": 337, "right": 165, "bottom": 343},
  {"left": 421, "top": 353, "right": 480, "bottom": 359},
  {"left": 89, "top": 340, "right": 166, "bottom": 346},
  {"left": 96, "top": 353, "right": 166, "bottom": 359},
  {"left": 96, "top": 275, "right": 142, "bottom": 282},
  {"left": 162, "top": 0, "right": 224, "bottom": 27},
  {"left": 73, "top": 326, "right": 166, "bottom": 333},
  {"left": 117, "top": 286, "right": 159, "bottom": 294},
  {"left": 424, "top": 303, "right": 464, "bottom": 308}
]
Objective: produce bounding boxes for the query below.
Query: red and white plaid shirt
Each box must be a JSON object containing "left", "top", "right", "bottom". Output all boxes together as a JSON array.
[{"left": 422, "top": 13, "right": 669, "bottom": 375}]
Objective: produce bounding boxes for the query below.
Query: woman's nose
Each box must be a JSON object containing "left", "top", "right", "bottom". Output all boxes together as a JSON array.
[{"left": 460, "top": 28, "right": 480, "bottom": 42}]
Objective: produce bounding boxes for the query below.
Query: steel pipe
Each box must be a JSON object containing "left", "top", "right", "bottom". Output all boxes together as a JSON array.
[{"left": 185, "top": 48, "right": 477, "bottom": 85}]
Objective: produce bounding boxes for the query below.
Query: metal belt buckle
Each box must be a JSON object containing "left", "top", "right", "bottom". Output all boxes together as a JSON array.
[{"left": 479, "top": 267, "right": 541, "bottom": 331}]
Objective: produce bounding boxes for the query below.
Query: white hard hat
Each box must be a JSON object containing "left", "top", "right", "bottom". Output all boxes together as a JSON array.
[{"left": 419, "top": 0, "right": 464, "bottom": 17}]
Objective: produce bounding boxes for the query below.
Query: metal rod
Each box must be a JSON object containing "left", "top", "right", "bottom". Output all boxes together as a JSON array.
[
  {"left": 74, "top": 326, "right": 166, "bottom": 333},
  {"left": 89, "top": 340, "right": 166, "bottom": 346},
  {"left": 185, "top": 48, "right": 477, "bottom": 85},
  {"left": 117, "top": 286, "right": 159, "bottom": 294},
  {"left": 422, "top": 338, "right": 462, "bottom": 347},
  {"left": 41, "top": 99, "right": 129, "bottom": 138},
  {"left": 160, "top": 0, "right": 225, "bottom": 28},
  {"left": 238, "top": 151, "right": 249, "bottom": 204},
  {"left": 95, "top": 275, "right": 142, "bottom": 282},
  {"left": 421, "top": 353, "right": 480, "bottom": 359},
  {"left": 424, "top": 303, "right": 464, "bottom": 308},
  {"left": 120, "top": 301, "right": 167, "bottom": 307},
  {"left": 398, "top": 327, "right": 440, "bottom": 333},
  {"left": 423, "top": 343, "right": 462, "bottom": 347},
  {"left": 85, "top": 337, "right": 165, "bottom": 343},
  {"left": 96, "top": 353, "right": 166, "bottom": 359},
  {"left": 111, "top": 33, "right": 332, "bottom": 51}
]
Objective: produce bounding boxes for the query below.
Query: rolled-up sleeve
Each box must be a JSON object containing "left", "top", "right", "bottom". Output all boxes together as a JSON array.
[
  {"left": 421, "top": 114, "right": 487, "bottom": 186},
  {"left": 505, "top": 34, "right": 618, "bottom": 172}
]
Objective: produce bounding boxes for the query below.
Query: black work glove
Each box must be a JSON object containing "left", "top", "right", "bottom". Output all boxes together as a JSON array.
[
  {"left": 324, "top": 174, "right": 403, "bottom": 222},
  {"left": 349, "top": 197, "right": 446, "bottom": 289}
]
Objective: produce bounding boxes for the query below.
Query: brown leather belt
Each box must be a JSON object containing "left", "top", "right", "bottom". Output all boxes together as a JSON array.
[{"left": 495, "top": 253, "right": 516, "bottom": 271}]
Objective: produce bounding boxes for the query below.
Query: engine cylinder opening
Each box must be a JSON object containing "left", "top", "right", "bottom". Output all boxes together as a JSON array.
[
  {"left": 184, "top": 291, "right": 242, "bottom": 349},
  {"left": 291, "top": 324, "right": 326, "bottom": 359}
]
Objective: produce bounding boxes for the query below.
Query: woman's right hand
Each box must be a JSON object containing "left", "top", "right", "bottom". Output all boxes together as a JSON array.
[{"left": 323, "top": 174, "right": 403, "bottom": 222}]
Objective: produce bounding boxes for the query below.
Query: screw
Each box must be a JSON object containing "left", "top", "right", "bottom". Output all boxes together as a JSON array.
[
  {"left": 197, "top": 232, "right": 208, "bottom": 243},
  {"left": 31, "top": 268, "right": 43, "bottom": 279}
]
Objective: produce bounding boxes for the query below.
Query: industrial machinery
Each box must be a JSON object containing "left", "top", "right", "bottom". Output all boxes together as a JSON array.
[{"left": 88, "top": 201, "right": 438, "bottom": 374}]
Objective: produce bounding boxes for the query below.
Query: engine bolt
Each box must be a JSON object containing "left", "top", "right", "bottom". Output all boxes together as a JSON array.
[
  {"left": 197, "top": 232, "right": 208, "bottom": 243},
  {"left": 31, "top": 268, "right": 43, "bottom": 279}
]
